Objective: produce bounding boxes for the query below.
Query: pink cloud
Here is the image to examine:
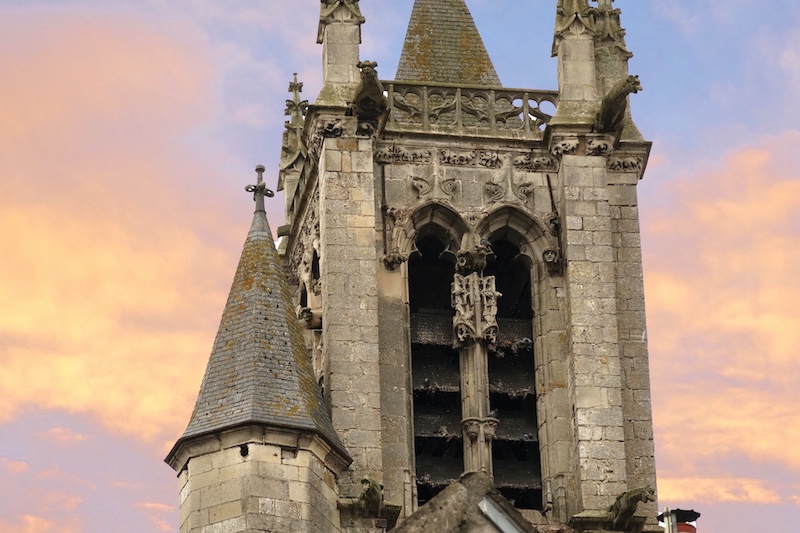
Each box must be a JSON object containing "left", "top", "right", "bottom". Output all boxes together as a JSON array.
[
  {"left": 36, "top": 428, "right": 88, "bottom": 445},
  {"left": 136, "top": 502, "right": 175, "bottom": 532},
  {"left": 1, "top": 458, "right": 30, "bottom": 474},
  {"left": 643, "top": 131, "right": 800, "bottom": 502}
]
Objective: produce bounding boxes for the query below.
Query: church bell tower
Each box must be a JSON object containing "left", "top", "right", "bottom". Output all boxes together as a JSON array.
[{"left": 168, "top": 1, "right": 661, "bottom": 532}]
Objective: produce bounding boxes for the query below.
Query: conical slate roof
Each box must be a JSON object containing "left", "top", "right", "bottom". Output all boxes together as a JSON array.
[
  {"left": 396, "top": 0, "right": 501, "bottom": 87},
  {"left": 172, "top": 180, "right": 346, "bottom": 459}
]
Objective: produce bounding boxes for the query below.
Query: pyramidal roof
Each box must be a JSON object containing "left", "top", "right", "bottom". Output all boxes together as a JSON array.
[
  {"left": 170, "top": 175, "right": 346, "bottom": 459},
  {"left": 395, "top": 0, "right": 501, "bottom": 87}
]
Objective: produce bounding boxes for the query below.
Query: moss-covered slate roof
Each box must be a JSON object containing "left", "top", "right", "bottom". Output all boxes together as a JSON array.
[
  {"left": 396, "top": 0, "right": 501, "bottom": 87},
  {"left": 177, "top": 205, "right": 345, "bottom": 457}
]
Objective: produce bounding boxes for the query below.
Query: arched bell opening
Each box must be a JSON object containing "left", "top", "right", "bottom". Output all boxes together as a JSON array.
[
  {"left": 484, "top": 237, "right": 542, "bottom": 510},
  {"left": 408, "top": 232, "right": 461, "bottom": 507}
]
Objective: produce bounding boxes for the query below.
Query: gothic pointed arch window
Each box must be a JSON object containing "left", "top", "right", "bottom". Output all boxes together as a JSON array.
[{"left": 408, "top": 227, "right": 542, "bottom": 510}]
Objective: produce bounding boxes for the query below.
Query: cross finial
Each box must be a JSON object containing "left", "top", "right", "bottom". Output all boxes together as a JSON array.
[
  {"left": 285, "top": 73, "right": 309, "bottom": 125},
  {"left": 245, "top": 165, "right": 274, "bottom": 213}
]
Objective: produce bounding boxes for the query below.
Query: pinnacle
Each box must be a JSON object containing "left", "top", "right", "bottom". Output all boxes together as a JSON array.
[{"left": 396, "top": 0, "right": 501, "bottom": 87}]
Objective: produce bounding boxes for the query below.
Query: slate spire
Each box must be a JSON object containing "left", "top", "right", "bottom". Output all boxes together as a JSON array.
[
  {"left": 169, "top": 167, "right": 346, "bottom": 460},
  {"left": 396, "top": 0, "right": 501, "bottom": 86}
]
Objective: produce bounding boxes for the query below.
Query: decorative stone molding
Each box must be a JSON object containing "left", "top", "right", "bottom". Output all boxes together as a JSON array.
[
  {"left": 513, "top": 153, "right": 559, "bottom": 172},
  {"left": 551, "top": 138, "right": 580, "bottom": 157},
  {"left": 484, "top": 181, "right": 505, "bottom": 204},
  {"left": 440, "top": 149, "right": 476, "bottom": 166},
  {"left": 608, "top": 156, "right": 643, "bottom": 172},
  {"left": 375, "top": 146, "right": 432, "bottom": 164},
  {"left": 514, "top": 182, "right": 535, "bottom": 203},
  {"left": 440, "top": 177, "right": 460, "bottom": 199},
  {"left": 586, "top": 137, "right": 613, "bottom": 156},
  {"left": 452, "top": 273, "right": 500, "bottom": 349},
  {"left": 411, "top": 176, "right": 432, "bottom": 198},
  {"left": 478, "top": 151, "right": 502, "bottom": 169},
  {"left": 439, "top": 149, "right": 504, "bottom": 169},
  {"left": 385, "top": 81, "right": 557, "bottom": 139}
]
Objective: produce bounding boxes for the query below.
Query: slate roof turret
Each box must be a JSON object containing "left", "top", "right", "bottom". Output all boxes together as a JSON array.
[
  {"left": 168, "top": 167, "right": 347, "bottom": 462},
  {"left": 396, "top": 0, "right": 501, "bottom": 87}
]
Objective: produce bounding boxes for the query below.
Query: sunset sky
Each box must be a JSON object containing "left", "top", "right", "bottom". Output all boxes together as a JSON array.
[{"left": 1, "top": 1, "right": 799, "bottom": 531}]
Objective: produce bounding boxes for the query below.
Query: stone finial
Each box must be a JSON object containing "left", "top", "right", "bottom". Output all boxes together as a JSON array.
[
  {"left": 285, "top": 73, "right": 309, "bottom": 126},
  {"left": 318, "top": 0, "right": 365, "bottom": 43},
  {"left": 555, "top": 0, "right": 595, "bottom": 37},
  {"left": 245, "top": 165, "right": 275, "bottom": 214}
]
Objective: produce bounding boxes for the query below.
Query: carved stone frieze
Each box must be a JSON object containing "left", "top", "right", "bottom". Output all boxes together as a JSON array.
[
  {"left": 440, "top": 149, "right": 476, "bottom": 166},
  {"left": 439, "top": 149, "right": 503, "bottom": 168},
  {"left": 375, "top": 146, "right": 432, "bottom": 164},
  {"left": 478, "top": 151, "right": 502, "bottom": 169},
  {"left": 551, "top": 138, "right": 580, "bottom": 157},
  {"left": 608, "top": 156, "right": 643, "bottom": 172},
  {"left": 586, "top": 137, "right": 613, "bottom": 156},
  {"left": 513, "top": 153, "right": 559, "bottom": 172}
]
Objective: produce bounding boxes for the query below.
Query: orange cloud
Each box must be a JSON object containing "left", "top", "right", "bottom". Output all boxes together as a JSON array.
[
  {"left": 643, "top": 131, "right": 800, "bottom": 500},
  {"left": 658, "top": 477, "right": 783, "bottom": 506},
  {"left": 0, "top": 9, "right": 236, "bottom": 443}
]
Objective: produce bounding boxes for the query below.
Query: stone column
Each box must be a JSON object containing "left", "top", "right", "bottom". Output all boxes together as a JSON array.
[
  {"left": 452, "top": 239, "right": 500, "bottom": 475},
  {"left": 318, "top": 116, "right": 384, "bottom": 498}
]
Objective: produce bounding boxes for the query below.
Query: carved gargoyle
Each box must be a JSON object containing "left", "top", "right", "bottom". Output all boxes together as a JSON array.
[
  {"left": 352, "top": 61, "right": 388, "bottom": 121},
  {"left": 594, "top": 75, "right": 642, "bottom": 143},
  {"left": 358, "top": 478, "right": 384, "bottom": 518},
  {"left": 608, "top": 486, "right": 656, "bottom": 531}
]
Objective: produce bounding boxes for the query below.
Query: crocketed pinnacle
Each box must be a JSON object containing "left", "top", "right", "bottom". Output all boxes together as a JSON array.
[
  {"left": 396, "top": 0, "right": 501, "bottom": 87},
  {"left": 171, "top": 170, "right": 346, "bottom": 460}
]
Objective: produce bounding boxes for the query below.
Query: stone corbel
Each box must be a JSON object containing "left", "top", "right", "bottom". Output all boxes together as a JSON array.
[
  {"left": 543, "top": 247, "right": 563, "bottom": 277},
  {"left": 381, "top": 248, "right": 407, "bottom": 271}
]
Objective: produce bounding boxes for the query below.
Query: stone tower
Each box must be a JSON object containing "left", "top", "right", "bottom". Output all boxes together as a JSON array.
[{"left": 169, "top": 1, "right": 661, "bottom": 532}]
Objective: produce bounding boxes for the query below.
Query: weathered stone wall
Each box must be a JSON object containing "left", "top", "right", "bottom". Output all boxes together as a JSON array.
[
  {"left": 177, "top": 432, "right": 341, "bottom": 533},
  {"left": 608, "top": 163, "right": 660, "bottom": 532},
  {"left": 556, "top": 150, "right": 628, "bottom": 516},
  {"left": 319, "top": 125, "right": 384, "bottom": 497}
]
